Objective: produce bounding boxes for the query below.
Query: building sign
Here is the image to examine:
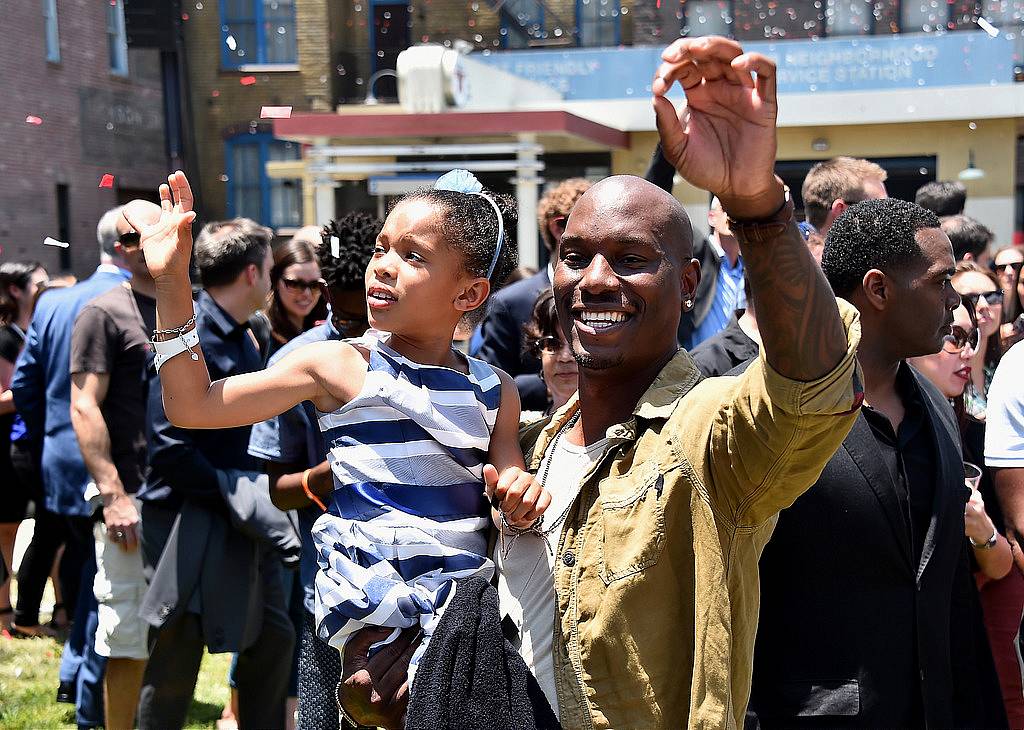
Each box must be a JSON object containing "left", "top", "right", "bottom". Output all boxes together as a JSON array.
[
  {"left": 476, "top": 31, "right": 1015, "bottom": 100},
  {"left": 79, "top": 87, "right": 166, "bottom": 168}
]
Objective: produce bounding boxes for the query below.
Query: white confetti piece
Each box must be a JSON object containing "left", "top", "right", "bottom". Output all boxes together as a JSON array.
[
  {"left": 330, "top": 236, "right": 340, "bottom": 258},
  {"left": 977, "top": 17, "right": 999, "bottom": 37},
  {"left": 43, "top": 237, "right": 69, "bottom": 248},
  {"left": 260, "top": 106, "right": 292, "bottom": 119}
]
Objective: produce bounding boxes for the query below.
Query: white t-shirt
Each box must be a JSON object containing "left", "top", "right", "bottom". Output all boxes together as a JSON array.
[
  {"left": 985, "top": 340, "right": 1024, "bottom": 467},
  {"left": 495, "top": 434, "right": 609, "bottom": 717}
]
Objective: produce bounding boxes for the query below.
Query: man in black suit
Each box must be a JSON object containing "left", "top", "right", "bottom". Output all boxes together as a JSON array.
[
  {"left": 748, "top": 198, "right": 1005, "bottom": 728},
  {"left": 475, "top": 178, "right": 591, "bottom": 411}
]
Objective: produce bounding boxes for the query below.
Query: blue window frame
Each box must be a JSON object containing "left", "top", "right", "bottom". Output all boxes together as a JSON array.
[
  {"left": 220, "top": 0, "right": 297, "bottom": 68},
  {"left": 225, "top": 133, "right": 303, "bottom": 229},
  {"left": 576, "top": 0, "right": 621, "bottom": 47}
]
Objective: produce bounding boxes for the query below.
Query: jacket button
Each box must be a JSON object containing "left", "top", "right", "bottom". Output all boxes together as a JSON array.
[{"left": 562, "top": 551, "right": 576, "bottom": 567}]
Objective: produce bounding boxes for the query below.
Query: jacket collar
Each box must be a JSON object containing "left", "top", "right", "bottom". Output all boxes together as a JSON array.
[
  {"left": 197, "top": 290, "right": 246, "bottom": 339},
  {"left": 526, "top": 349, "right": 703, "bottom": 470}
]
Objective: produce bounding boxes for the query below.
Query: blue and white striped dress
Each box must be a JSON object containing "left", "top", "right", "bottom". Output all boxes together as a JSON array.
[{"left": 311, "top": 330, "right": 500, "bottom": 680}]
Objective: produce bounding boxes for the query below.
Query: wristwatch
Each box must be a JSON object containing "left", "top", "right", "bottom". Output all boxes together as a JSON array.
[{"left": 970, "top": 527, "right": 999, "bottom": 550}]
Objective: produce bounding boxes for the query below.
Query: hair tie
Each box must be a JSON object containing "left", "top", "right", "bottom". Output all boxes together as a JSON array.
[{"left": 434, "top": 169, "right": 505, "bottom": 280}]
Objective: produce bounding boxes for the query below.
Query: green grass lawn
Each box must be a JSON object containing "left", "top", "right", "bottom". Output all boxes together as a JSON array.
[{"left": 0, "top": 632, "right": 232, "bottom": 729}]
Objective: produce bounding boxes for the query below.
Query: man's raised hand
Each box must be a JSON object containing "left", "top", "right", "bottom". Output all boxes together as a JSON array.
[
  {"left": 123, "top": 170, "right": 196, "bottom": 282},
  {"left": 652, "top": 36, "right": 783, "bottom": 219}
]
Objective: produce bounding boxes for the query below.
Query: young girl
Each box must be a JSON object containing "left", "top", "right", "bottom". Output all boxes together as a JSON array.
[{"left": 126, "top": 169, "right": 550, "bottom": 683}]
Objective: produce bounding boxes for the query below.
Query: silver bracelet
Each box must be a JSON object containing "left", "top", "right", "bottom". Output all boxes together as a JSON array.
[
  {"left": 970, "top": 527, "right": 999, "bottom": 550},
  {"left": 153, "top": 313, "right": 197, "bottom": 339}
]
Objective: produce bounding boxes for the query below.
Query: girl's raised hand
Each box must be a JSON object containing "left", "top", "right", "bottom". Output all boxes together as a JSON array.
[
  {"left": 123, "top": 170, "right": 197, "bottom": 282},
  {"left": 484, "top": 464, "right": 552, "bottom": 529}
]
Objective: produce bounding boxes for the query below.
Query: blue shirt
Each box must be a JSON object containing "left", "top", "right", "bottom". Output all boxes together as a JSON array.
[
  {"left": 11, "top": 266, "right": 129, "bottom": 516},
  {"left": 248, "top": 322, "right": 339, "bottom": 614},
  {"left": 139, "top": 290, "right": 262, "bottom": 509},
  {"left": 689, "top": 239, "right": 745, "bottom": 350}
]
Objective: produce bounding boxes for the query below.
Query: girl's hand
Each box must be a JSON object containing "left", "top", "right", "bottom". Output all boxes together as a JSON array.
[
  {"left": 965, "top": 487, "right": 996, "bottom": 545},
  {"left": 483, "top": 464, "right": 552, "bottom": 529},
  {"left": 123, "top": 170, "right": 196, "bottom": 282}
]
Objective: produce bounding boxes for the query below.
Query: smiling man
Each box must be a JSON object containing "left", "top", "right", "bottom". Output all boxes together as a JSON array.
[{"left": 335, "top": 36, "right": 865, "bottom": 730}]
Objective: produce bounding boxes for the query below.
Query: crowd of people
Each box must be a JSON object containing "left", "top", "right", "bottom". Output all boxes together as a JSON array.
[{"left": 2, "top": 35, "right": 1024, "bottom": 730}]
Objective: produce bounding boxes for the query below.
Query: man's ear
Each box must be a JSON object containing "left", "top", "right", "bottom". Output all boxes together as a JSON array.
[
  {"left": 454, "top": 278, "right": 490, "bottom": 313},
  {"left": 246, "top": 262, "right": 259, "bottom": 287},
  {"left": 861, "top": 269, "right": 889, "bottom": 312},
  {"left": 963, "top": 252, "right": 975, "bottom": 262},
  {"left": 680, "top": 258, "right": 701, "bottom": 309}
]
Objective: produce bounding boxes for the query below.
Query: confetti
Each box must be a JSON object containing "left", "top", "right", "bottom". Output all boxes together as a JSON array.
[
  {"left": 330, "top": 236, "right": 340, "bottom": 258},
  {"left": 99, "top": 174, "right": 115, "bottom": 188},
  {"left": 240, "top": 76, "right": 257, "bottom": 86},
  {"left": 260, "top": 106, "right": 292, "bottom": 119},
  {"left": 43, "top": 237, "right": 69, "bottom": 248},
  {"left": 25, "top": 115, "right": 43, "bottom": 125}
]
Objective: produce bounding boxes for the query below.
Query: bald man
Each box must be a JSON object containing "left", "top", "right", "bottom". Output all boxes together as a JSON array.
[{"left": 335, "top": 37, "right": 864, "bottom": 730}]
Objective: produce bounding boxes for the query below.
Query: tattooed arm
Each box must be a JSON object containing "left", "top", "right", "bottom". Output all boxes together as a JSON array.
[{"left": 652, "top": 36, "right": 847, "bottom": 381}]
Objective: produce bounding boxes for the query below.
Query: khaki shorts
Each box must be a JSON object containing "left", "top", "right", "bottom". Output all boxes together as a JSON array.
[{"left": 93, "top": 501, "right": 148, "bottom": 660}]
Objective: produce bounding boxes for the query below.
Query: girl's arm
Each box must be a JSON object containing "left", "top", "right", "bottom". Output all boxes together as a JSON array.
[
  {"left": 125, "top": 172, "right": 361, "bottom": 430},
  {"left": 966, "top": 487, "right": 1013, "bottom": 581},
  {"left": 484, "top": 370, "right": 551, "bottom": 529}
]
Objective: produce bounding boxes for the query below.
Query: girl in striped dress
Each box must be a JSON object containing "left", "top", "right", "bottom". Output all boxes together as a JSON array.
[{"left": 129, "top": 169, "right": 552, "bottom": 685}]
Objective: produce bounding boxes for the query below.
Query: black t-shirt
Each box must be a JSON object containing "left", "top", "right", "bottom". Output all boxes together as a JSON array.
[
  {"left": 0, "top": 324, "right": 23, "bottom": 364},
  {"left": 70, "top": 285, "right": 156, "bottom": 494}
]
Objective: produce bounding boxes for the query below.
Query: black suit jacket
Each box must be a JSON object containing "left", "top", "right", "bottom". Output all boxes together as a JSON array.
[
  {"left": 644, "top": 144, "right": 722, "bottom": 348},
  {"left": 749, "top": 366, "right": 1005, "bottom": 728},
  {"left": 475, "top": 269, "right": 550, "bottom": 411}
]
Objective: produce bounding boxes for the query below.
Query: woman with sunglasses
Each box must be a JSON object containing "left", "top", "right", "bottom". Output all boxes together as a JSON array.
[
  {"left": 910, "top": 303, "right": 1022, "bottom": 726},
  {"left": 953, "top": 262, "right": 1004, "bottom": 419},
  {"left": 994, "top": 246, "right": 1024, "bottom": 344},
  {"left": 520, "top": 290, "right": 578, "bottom": 422},
  {"left": 262, "top": 237, "right": 328, "bottom": 358}
]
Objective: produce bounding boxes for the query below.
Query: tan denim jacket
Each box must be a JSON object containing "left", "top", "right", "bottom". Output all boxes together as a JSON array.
[{"left": 519, "top": 300, "right": 863, "bottom": 730}]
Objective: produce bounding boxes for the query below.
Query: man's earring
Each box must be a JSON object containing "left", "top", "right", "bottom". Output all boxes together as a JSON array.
[{"left": 684, "top": 299, "right": 694, "bottom": 310}]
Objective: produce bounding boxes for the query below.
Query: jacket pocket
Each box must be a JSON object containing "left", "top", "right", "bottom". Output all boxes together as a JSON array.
[
  {"left": 775, "top": 678, "right": 861, "bottom": 717},
  {"left": 598, "top": 469, "right": 666, "bottom": 584}
]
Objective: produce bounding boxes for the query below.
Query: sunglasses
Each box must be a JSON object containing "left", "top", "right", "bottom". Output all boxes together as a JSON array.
[
  {"left": 531, "top": 336, "right": 569, "bottom": 355},
  {"left": 118, "top": 231, "right": 141, "bottom": 248},
  {"left": 995, "top": 260, "right": 1024, "bottom": 275},
  {"left": 281, "top": 277, "right": 324, "bottom": 294},
  {"left": 941, "top": 324, "right": 980, "bottom": 354},
  {"left": 961, "top": 290, "right": 1004, "bottom": 309}
]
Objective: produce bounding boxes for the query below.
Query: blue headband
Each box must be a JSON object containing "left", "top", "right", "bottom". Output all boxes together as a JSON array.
[{"left": 434, "top": 169, "right": 505, "bottom": 280}]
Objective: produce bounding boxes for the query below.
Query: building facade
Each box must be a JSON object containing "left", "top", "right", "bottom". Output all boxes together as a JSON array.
[
  {"left": 1, "top": 0, "right": 170, "bottom": 277},
  {"left": 179, "top": 0, "right": 1023, "bottom": 260}
]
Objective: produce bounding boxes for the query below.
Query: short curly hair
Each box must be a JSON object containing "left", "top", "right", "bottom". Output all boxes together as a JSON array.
[
  {"left": 537, "top": 178, "right": 592, "bottom": 251},
  {"left": 317, "top": 212, "right": 382, "bottom": 292},
  {"left": 821, "top": 198, "right": 940, "bottom": 299}
]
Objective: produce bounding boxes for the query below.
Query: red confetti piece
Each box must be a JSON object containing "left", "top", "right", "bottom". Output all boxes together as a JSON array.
[
  {"left": 240, "top": 76, "right": 257, "bottom": 86},
  {"left": 99, "top": 174, "right": 114, "bottom": 188},
  {"left": 25, "top": 115, "right": 43, "bottom": 125},
  {"left": 182, "top": 12, "right": 190, "bottom": 20},
  {"left": 260, "top": 106, "right": 292, "bottom": 119},
  {"left": 211, "top": 89, "right": 220, "bottom": 98}
]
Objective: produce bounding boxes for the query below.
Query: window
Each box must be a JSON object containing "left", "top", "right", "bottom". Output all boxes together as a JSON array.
[
  {"left": 221, "top": 0, "right": 298, "bottom": 68},
  {"left": 577, "top": 0, "right": 621, "bottom": 46},
  {"left": 107, "top": 0, "right": 129, "bottom": 75},
  {"left": 683, "top": 0, "right": 732, "bottom": 37},
  {"left": 826, "top": 0, "right": 874, "bottom": 35},
  {"left": 900, "top": 0, "right": 950, "bottom": 32},
  {"left": 225, "top": 134, "right": 303, "bottom": 229},
  {"left": 55, "top": 184, "right": 71, "bottom": 271},
  {"left": 43, "top": 0, "right": 59, "bottom": 62}
]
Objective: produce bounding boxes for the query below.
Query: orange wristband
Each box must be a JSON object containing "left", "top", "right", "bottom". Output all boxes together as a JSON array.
[{"left": 301, "top": 468, "right": 328, "bottom": 512}]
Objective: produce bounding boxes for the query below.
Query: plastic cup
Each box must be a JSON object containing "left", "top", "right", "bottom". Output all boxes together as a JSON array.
[{"left": 964, "top": 461, "right": 983, "bottom": 491}]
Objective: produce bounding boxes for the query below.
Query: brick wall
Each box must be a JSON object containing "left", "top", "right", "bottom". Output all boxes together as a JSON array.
[
  {"left": 0, "top": 0, "right": 168, "bottom": 277},
  {"left": 181, "top": 0, "right": 341, "bottom": 223}
]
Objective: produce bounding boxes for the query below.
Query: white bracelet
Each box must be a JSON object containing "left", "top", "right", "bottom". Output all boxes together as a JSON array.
[{"left": 152, "top": 327, "right": 200, "bottom": 373}]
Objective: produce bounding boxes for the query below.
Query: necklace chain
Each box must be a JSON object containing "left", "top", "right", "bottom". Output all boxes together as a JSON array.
[{"left": 497, "top": 409, "right": 582, "bottom": 558}]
